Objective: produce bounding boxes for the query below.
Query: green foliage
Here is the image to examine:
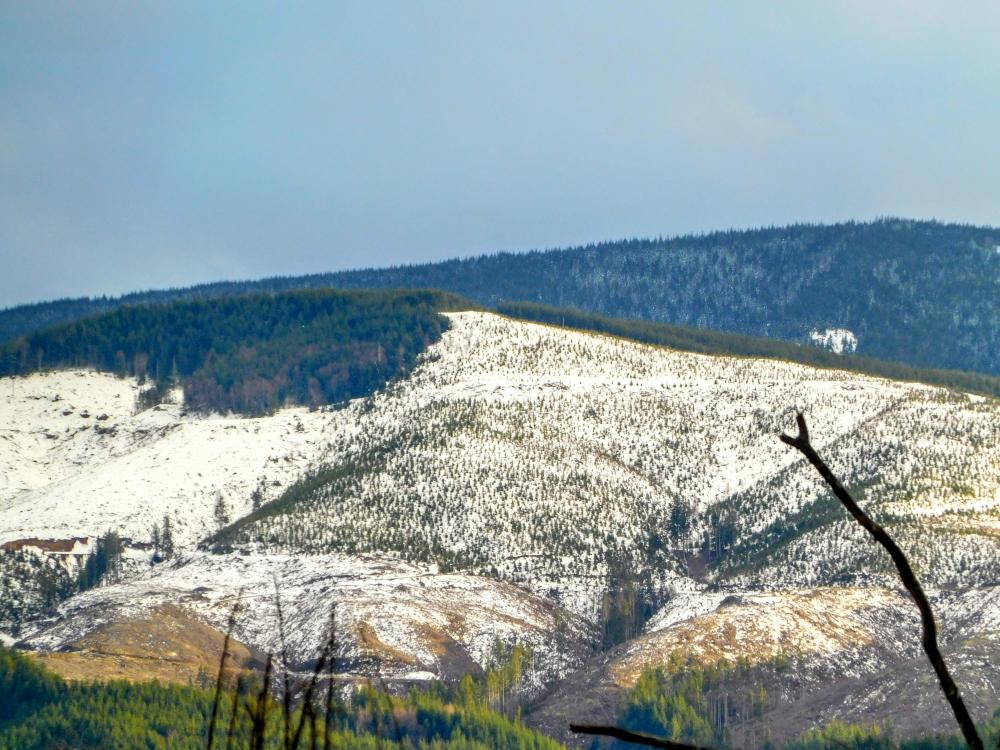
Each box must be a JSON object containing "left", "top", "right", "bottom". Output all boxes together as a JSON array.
[
  {"left": 617, "top": 655, "right": 774, "bottom": 749},
  {"left": 784, "top": 721, "right": 895, "bottom": 750},
  {"left": 0, "top": 646, "right": 64, "bottom": 724},
  {"left": 0, "top": 289, "right": 468, "bottom": 415},
  {"left": 618, "top": 661, "right": 1000, "bottom": 750},
  {"left": 0, "top": 645, "right": 229, "bottom": 749},
  {"left": 0, "top": 549, "right": 75, "bottom": 634},
  {"left": 452, "top": 640, "right": 533, "bottom": 719},
  {"left": 77, "top": 530, "right": 124, "bottom": 591},
  {"left": 3, "top": 645, "right": 1000, "bottom": 750},
  {"left": 347, "top": 681, "right": 562, "bottom": 750},
  {"left": 1, "top": 530, "right": 125, "bottom": 633},
  {"left": 598, "top": 557, "right": 666, "bottom": 650},
  {"left": 0, "top": 645, "right": 563, "bottom": 750},
  {"left": 897, "top": 708, "right": 1000, "bottom": 750}
]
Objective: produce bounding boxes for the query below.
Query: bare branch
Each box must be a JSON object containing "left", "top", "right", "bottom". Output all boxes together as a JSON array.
[
  {"left": 224, "top": 674, "right": 244, "bottom": 750},
  {"left": 273, "top": 574, "right": 293, "bottom": 750},
  {"left": 289, "top": 609, "right": 339, "bottom": 750},
  {"left": 323, "top": 605, "right": 337, "bottom": 750},
  {"left": 208, "top": 589, "right": 243, "bottom": 750},
  {"left": 570, "top": 723, "right": 721, "bottom": 750},
  {"left": 780, "top": 412, "right": 984, "bottom": 750},
  {"left": 248, "top": 652, "right": 274, "bottom": 750}
]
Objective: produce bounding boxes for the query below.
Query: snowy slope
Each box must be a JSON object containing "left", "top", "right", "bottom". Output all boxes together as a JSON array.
[
  {"left": 216, "top": 313, "right": 1000, "bottom": 605},
  {"left": 532, "top": 586, "right": 1000, "bottom": 745},
  {"left": 3, "top": 312, "right": 999, "bottom": 604},
  {"left": 0, "top": 370, "right": 348, "bottom": 549},
  {"left": 18, "top": 551, "right": 592, "bottom": 688}
]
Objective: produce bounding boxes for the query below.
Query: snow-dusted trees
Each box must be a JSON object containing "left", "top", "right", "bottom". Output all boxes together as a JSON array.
[
  {"left": 77, "top": 531, "right": 123, "bottom": 590},
  {"left": 213, "top": 494, "right": 230, "bottom": 530},
  {"left": 0, "top": 289, "right": 459, "bottom": 416},
  {"left": 151, "top": 515, "right": 175, "bottom": 562}
]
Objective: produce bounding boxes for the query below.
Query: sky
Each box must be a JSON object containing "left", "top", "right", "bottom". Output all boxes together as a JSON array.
[{"left": 3, "top": 2, "right": 1000, "bottom": 307}]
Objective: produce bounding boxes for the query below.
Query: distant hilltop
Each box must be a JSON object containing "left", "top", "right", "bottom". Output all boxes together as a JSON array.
[{"left": 2, "top": 218, "right": 999, "bottom": 376}]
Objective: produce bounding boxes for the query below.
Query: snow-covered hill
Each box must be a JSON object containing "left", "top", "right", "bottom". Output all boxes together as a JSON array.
[
  {"left": 531, "top": 586, "right": 1000, "bottom": 745},
  {"left": 6, "top": 312, "right": 997, "bottom": 593},
  {"left": 216, "top": 312, "right": 1000, "bottom": 604},
  {"left": 3, "top": 310, "right": 1000, "bottom": 741}
]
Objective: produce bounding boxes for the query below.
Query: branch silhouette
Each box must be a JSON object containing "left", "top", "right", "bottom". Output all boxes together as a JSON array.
[
  {"left": 780, "top": 412, "right": 983, "bottom": 750},
  {"left": 570, "top": 723, "right": 721, "bottom": 750}
]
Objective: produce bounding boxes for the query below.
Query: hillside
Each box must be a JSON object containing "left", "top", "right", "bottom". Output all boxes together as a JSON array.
[
  {"left": 213, "top": 312, "right": 1000, "bottom": 600},
  {"left": 0, "top": 644, "right": 569, "bottom": 750},
  {"left": 533, "top": 587, "right": 1000, "bottom": 745},
  {"left": 3, "top": 310, "right": 1000, "bottom": 744},
  {"left": 3, "top": 219, "right": 1000, "bottom": 376},
  {"left": 0, "top": 370, "right": 344, "bottom": 554},
  {"left": 17, "top": 552, "right": 593, "bottom": 690}
]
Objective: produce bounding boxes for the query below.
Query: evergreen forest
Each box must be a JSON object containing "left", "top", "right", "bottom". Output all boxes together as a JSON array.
[{"left": 0, "top": 289, "right": 467, "bottom": 415}]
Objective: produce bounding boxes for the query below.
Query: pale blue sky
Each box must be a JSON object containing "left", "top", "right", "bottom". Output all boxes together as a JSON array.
[{"left": 3, "top": 2, "right": 999, "bottom": 306}]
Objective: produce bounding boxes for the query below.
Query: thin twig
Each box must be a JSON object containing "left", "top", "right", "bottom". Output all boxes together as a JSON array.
[
  {"left": 289, "top": 625, "right": 337, "bottom": 750},
  {"left": 306, "top": 702, "right": 318, "bottom": 750},
  {"left": 208, "top": 590, "right": 243, "bottom": 750},
  {"left": 273, "top": 575, "right": 293, "bottom": 750},
  {"left": 248, "top": 653, "right": 274, "bottom": 750},
  {"left": 224, "top": 675, "right": 244, "bottom": 750},
  {"left": 780, "top": 412, "right": 983, "bottom": 750},
  {"left": 323, "top": 605, "right": 337, "bottom": 750},
  {"left": 570, "top": 724, "right": 720, "bottom": 750}
]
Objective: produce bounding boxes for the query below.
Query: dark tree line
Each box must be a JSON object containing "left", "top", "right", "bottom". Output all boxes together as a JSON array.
[
  {"left": 149, "top": 515, "right": 175, "bottom": 562},
  {"left": 0, "top": 289, "right": 467, "bottom": 415},
  {"left": 0, "top": 635, "right": 562, "bottom": 750}
]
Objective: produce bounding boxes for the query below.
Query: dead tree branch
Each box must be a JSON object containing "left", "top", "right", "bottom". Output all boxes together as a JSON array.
[
  {"left": 780, "top": 412, "right": 983, "bottom": 750},
  {"left": 570, "top": 724, "right": 721, "bottom": 750},
  {"left": 207, "top": 589, "right": 243, "bottom": 750}
]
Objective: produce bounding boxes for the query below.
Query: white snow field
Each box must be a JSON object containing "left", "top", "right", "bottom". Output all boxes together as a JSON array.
[
  {"left": 218, "top": 312, "right": 1000, "bottom": 598},
  {"left": 809, "top": 327, "right": 859, "bottom": 354},
  {"left": 0, "top": 370, "right": 344, "bottom": 549}
]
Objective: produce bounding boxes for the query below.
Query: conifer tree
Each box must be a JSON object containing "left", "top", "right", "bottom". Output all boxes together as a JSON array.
[
  {"left": 250, "top": 481, "right": 265, "bottom": 512},
  {"left": 149, "top": 522, "right": 162, "bottom": 562},
  {"left": 214, "top": 494, "right": 230, "bottom": 530},
  {"left": 160, "top": 514, "right": 175, "bottom": 560}
]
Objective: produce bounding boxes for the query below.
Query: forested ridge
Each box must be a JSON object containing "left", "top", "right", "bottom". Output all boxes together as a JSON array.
[
  {"left": 3, "top": 219, "right": 999, "bottom": 375},
  {"left": 0, "top": 289, "right": 468, "bottom": 415},
  {"left": 2, "top": 645, "right": 995, "bottom": 750}
]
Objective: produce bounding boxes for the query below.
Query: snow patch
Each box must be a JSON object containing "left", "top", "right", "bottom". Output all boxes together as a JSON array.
[{"left": 809, "top": 328, "right": 858, "bottom": 354}]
